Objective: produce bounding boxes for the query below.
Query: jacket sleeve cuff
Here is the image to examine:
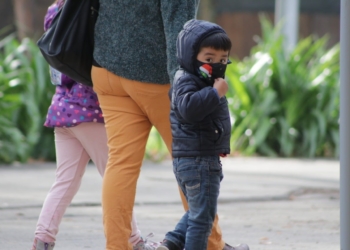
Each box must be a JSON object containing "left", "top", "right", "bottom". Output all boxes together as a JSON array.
[{"left": 212, "top": 88, "right": 220, "bottom": 100}]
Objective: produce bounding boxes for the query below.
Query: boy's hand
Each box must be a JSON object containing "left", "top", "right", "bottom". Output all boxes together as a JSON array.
[{"left": 213, "top": 78, "right": 228, "bottom": 98}]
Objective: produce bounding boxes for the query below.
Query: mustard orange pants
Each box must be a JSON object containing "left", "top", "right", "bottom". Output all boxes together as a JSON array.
[{"left": 92, "top": 66, "right": 225, "bottom": 250}]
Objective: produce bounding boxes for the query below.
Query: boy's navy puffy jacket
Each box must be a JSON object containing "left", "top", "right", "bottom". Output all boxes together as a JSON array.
[{"left": 170, "top": 19, "right": 231, "bottom": 158}]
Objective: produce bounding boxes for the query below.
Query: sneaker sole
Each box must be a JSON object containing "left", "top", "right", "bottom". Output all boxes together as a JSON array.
[{"left": 156, "top": 247, "right": 169, "bottom": 250}]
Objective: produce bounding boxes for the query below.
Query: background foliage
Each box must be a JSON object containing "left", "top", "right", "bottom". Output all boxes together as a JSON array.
[
  {"left": 0, "top": 34, "right": 55, "bottom": 163},
  {"left": 143, "top": 17, "right": 340, "bottom": 159},
  {"left": 0, "top": 17, "right": 340, "bottom": 164},
  {"left": 226, "top": 17, "right": 339, "bottom": 157}
]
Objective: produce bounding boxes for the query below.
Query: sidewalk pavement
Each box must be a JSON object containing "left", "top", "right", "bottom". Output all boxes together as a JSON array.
[{"left": 0, "top": 157, "right": 339, "bottom": 250}]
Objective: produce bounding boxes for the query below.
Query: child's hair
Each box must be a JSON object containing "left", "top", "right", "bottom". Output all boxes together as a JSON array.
[{"left": 199, "top": 32, "right": 232, "bottom": 52}]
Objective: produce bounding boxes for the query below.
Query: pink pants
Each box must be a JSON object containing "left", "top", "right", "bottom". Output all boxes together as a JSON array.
[{"left": 35, "top": 122, "right": 141, "bottom": 245}]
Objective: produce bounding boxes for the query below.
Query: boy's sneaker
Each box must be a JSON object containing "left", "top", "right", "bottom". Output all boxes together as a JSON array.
[
  {"left": 133, "top": 233, "right": 161, "bottom": 250},
  {"left": 32, "top": 238, "right": 55, "bottom": 250},
  {"left": 223, "top": 243, "right": 250, "bottom": 250},
  {"left": 156, "top": 239, "right": 181, "bottom": 250}
]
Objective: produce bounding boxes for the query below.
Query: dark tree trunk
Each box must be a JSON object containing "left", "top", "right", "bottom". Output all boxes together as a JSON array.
[
  {"left": 197, "top": 0, "right": 216, "bottom": 22},
  {"left": 12, "top": 0, "right": 35, "bottom": 39},
  {"left": 11, "top": 0, "right": 50, "bottom": 40}
]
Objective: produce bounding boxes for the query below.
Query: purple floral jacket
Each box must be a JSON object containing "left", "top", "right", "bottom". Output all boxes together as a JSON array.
[{"left": 43, "top": 0, "right": 104, "bottom": 127}]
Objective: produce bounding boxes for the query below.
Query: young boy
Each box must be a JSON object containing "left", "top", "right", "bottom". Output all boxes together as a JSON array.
[{"left": 157, "top": 20, "right": 249, "bottom": 250}]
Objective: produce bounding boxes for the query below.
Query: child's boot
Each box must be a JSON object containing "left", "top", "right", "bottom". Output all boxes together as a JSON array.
[{"left": 32, "top": 238, "right": 55, "bottom": 250}]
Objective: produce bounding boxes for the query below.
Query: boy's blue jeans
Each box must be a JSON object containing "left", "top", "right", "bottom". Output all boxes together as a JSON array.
[{"left": 164, "top": 156, "right": 223, "bottom": 250}]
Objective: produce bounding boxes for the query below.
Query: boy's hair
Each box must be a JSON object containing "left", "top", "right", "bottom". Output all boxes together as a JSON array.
[{"left": 199, "top": 32, "right": 232, "bottom": 52}]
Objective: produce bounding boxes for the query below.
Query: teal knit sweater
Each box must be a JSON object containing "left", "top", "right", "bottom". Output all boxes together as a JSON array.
[{"left": 93, "top": 0, "right": 199, "bottom": 85}]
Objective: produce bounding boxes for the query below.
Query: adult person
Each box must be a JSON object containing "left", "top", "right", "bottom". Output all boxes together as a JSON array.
[
  {"left": 92, "top": 1, "right": 245, "bottom": 249},
  {"left": 32, "top": 1, "right": 159, "bottom": 249}
]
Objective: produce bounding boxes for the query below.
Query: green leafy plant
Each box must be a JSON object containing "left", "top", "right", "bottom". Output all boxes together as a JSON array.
[
  {"left": 145, "top": 127, "right": 170, "bottom": 161},
  {"left": 0, "top": 35, "right": 55, "bottom": 163},
  {"left": 0, "top": 16, "right": 340, "bottom": 163},
  {"left": 226, "top": 16, "right": 339, "bottom": 157},
  {"left": 0, "top": 34, "right": 169, "bottom": 163}
]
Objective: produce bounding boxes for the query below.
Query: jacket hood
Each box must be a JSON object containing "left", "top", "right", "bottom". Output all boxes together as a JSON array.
[{"left": 176, "top": 19, "right": 227, "bottom": 75}]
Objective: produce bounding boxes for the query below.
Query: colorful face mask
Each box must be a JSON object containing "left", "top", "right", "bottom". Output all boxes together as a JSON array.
[{"left": 195, "top": 60, "right": 229, "bottom": 85}]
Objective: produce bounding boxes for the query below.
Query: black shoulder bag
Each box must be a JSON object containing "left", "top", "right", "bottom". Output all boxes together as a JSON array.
[{"left": 37, "top": 0, "right": 99, "bottom": 86}]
